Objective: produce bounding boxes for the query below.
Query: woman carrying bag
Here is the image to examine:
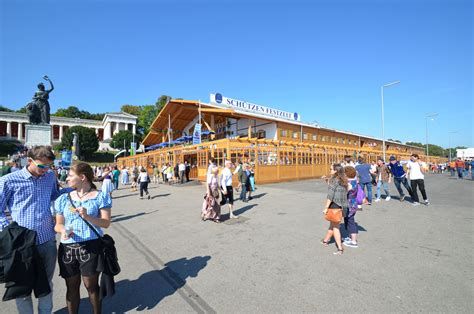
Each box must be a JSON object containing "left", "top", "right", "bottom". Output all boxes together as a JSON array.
[
  {"left": 54, "top": 163, "right": 112, "bottom": 314},
  {"left": 321, "top": 163, "right": 349, "bottom": 255}
]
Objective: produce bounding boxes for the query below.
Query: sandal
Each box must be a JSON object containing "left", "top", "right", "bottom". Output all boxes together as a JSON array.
[
  {"left": 333, "top": 249, "right": 344, "bottom": 255},
  {"left": 320, "top": 239, "right": 329, "bottom": 246}
]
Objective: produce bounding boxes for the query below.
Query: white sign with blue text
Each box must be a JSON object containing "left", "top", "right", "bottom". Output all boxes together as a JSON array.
[
  {"left": 210, "top": 93, "right": 300, "bottom": 121},
  {"left": 193, "top": 123, "right": 202, "bottom": 145}
]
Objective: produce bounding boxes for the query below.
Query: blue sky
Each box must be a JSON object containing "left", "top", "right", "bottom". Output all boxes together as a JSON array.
[{"left": 1, "top": 0, "right": 472, "bottom": 148}]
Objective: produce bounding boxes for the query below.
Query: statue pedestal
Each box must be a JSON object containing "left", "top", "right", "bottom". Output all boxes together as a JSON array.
[{"left": 25, "top": 124, "right": 52, "bottom": 147}]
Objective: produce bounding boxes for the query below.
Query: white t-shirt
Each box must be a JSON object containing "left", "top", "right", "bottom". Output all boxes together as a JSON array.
[
  {"left": 138, "top": 172, "right": 149, "bottom": 183},
  {"left": 179, "top": 163, "right": 186, "bottom": 171},
  {"left": 220, "top": 167, "right": 233, "bottom": 187},
  {"left": 407, "top": 160, "right": 424, "bottom": 180}
]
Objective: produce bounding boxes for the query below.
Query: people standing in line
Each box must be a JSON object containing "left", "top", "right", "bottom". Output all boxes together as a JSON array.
[
  {"left": 101, "top": 166, "right": 115, "bottom": 197},
  {"left": 207, "top": 157, "right": 216, "bottom": 182},
  {"left": 54, "top": 162, "right": 112, "bottom": 314},
  {"left": 239, "top": 163, "right": 249, "bottom": 202},
  {"left": 201, "top": 166, "right": 221, "bottom": 223},
  {"left": 174, "top": 163, "right": 179, "bottom": 182},
  {"left": 321, "top": 163, "right": 349, "bottom": 255},
  {"left": 449, "top": 160, "right": 456, "bottom": 177},
  {"left": 370, "top": 160, "right": 377, "bottom": 185},
  {"left": 374, "top": 158, "right": 391, "bottom": 202},
  {"left": 248, "top": 163, "right": 256, "bottom": 195},
  {"left": 355, "top": 157, "right": 374, "bottom": 205},
  {"left": 220, "top": 160, "right": 239, "bottom": 219},
  {"left": 234, "top": 160, "right": 243, "bottom": 192},
  {"left": 343, "top": 166, "right": 361, "bottom": 248},
  {"left": 120, "top": 166, "right": 129, "bottom": 186},
  {"left": 178, "top": 161, "right": 186, "bottom": 184},
  {"left": 112, "top": 165, "right": 120, "bottom": 190},
  {"left": 455, "top": 158, "right": 465, "bottom": 179},
  {"left": 138, "top": 167, "right": 151, "bottom": 200},
  {"left": 166, "top": 163, "right": 173, "bottom": 185},
  {"left": 153, "top": 164, "right": 160, "bottom": 184},
  {"left": 161, "top": 164, "right": 168, "bottom": 183},
  {"left": 463, "top": 160, "right": 470, "bottom": 178},
  {"left": 185, "top": 161, "right": 191, "bottom": 182},
  {"left": 0, "top": 146, "right": 72, "bottom": 313},
  {"left": 341, "top": 155, "right": 355, "bottom": 168},
  {"left": 387, "top": 155, "right": 414, "bottom": 202},
  {"left": 130, "top": 164, "right": 139, "bottom": 192},
  {"left": 407, "top": 154, "right": 430, "bottom": 206}
]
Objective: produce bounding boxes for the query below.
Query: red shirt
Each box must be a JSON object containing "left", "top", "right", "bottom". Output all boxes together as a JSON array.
[{"left": 455, "top": 160, "right": 465, "bottom": 168}]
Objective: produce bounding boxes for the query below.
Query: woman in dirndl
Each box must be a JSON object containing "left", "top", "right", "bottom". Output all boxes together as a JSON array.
[
  {"left": 101, "top": 166, "right": 114, "bottom": 197},
  {"left": 201, "top": 166, "right": 221, "bottom": 223}
]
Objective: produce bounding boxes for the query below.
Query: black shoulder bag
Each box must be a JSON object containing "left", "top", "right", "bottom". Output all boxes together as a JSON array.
[{"left": 67, "top": 193, "right": 121, "bottom": 276}]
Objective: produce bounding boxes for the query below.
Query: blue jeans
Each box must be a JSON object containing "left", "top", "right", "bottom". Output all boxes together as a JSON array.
[
  {"left": 16, "top": 239, "right": 57, "bottom": 314},
  {"left": 450, "top": 168, "right": 455, "bottom": 176},
  {"left": 240, "top": 184, "right": 247, "bottom": 201},
  {"left": 457, "top": 167, "right": 463, "bottom": 178},
  {"left": 393, "top": 177, "right": 413, "bottom": 199},
  {"left": 360, "top": 182, "right": 373, "bottom": 203},
  {"left": 376, "top": 181, "right": 390, "bottom": 199}
]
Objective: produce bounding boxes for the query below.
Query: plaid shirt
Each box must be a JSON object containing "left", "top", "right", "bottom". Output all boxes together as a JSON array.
[{"left": 0, "top": 167, "right": 70, "bottom": 244}]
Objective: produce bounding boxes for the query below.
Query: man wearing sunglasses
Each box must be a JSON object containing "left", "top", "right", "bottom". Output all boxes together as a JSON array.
[{"left": 0, "top": 145, "right": 71, "bottom": 313}]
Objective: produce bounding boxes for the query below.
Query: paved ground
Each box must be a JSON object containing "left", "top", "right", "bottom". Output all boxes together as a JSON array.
[{"left": 1, "top": 173, "right": 473, "bottom": 313}]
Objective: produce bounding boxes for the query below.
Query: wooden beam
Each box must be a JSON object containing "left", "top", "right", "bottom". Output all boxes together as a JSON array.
[{"left": 199, "top": 108, "right": 235, "bottom": 113}]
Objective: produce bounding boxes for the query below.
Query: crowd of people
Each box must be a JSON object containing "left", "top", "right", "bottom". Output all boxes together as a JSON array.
[
  {"left": 1, "top": 145, "right": 473, "bottom": 313},
  {"left": 320, "top": 153, "right": 455, "bottom": 256}
]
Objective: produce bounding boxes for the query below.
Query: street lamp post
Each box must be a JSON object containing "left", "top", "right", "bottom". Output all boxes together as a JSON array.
[
  {"left": 381, "top": 80, "right": 400, "bottom": 161},
  {"left": 425, "top": 113, "right": 438, "bottom": 163},
  {"left": 448, "top": 131, "right": 458, "bottom": 162}
]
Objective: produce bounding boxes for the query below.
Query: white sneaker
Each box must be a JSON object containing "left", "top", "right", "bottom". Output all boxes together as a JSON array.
[
  {"left": 412, "top": 202, "right": 420, "bottom": 206},
  {"left": 385, "top": 196, "right": 391, "bottom": 201},
  {"left": 342, "top": 237, "right": 351, "bottom": 243},
  {"left": 374, "top": 198, "right": 381, "bottom": 202}
]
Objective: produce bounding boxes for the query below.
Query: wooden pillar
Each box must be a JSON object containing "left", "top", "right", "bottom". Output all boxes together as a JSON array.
[
  {"left": 295, "top": 145, "right": 299, "bottom": 180},
  {"left": 254, "top": 138, "right": 258, "bottom": 181},
  {"left": 277, "top": 143, "right": 280, "bottom": 181}
]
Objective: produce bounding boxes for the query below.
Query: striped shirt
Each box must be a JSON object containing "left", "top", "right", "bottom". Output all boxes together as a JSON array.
[{"left": 0, "top": 167, "right": 70, "bottom": 244}]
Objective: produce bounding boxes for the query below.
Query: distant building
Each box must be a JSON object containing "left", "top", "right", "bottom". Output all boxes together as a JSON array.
[
  {"left": 0, "top": 111, "right": 137, "bottom": 150},
  {"left": 457, "top": 148, "right": 474, "bottom": 160}
]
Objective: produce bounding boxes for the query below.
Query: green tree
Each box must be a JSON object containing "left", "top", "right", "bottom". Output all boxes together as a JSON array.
[
  {"left": 138, "top": 105, "right": 159, "bottom": 135},
  {"left": 155, "top": 95, "right": 171, "bottom": 113},
  {"left": 388, "top": 138, "right": 402, "bottom": 143},
  {"left": 120, "top": 104, "right": 141, "bottom": 116},
  {"left": 405, "top": 142, "right": 424, "bottom": 148},
  {"left": 16, "top": 107, "right": 27, "bottom": 113},
  {"left": 110, "top": 130, "right": 142, "bottom": 150},
  {"left": 61, "top": 126, "right": 99, "bottom": 159},
  {"left": 53, "top": 106, "right": 103, "bottom": 120},
  {"left": 0, "top": 105, "right": 14, "bottom": 112}
]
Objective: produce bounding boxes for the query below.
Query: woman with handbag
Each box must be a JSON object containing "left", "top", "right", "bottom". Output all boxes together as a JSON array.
[
  {"left": 321, "top": 163, "right": 349, "bottom": 255},
  {"left": 201, "top": 166, "right": 221, "bottom": 223},
  {"left": 54, "top": 162, "right": 112, "bottom": 314}
]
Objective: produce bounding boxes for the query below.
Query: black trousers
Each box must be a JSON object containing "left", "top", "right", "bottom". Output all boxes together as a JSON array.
[
  {"left": 410, "top": 179, "right": 427, "bottom": 202},
  {"left": 139, "top": 182, "right": 149, "bottom": 197}
]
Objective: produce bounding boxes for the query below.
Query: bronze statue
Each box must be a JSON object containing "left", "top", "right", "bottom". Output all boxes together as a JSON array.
[{"left": 26, "top": 75, "right": 54, "bottom": 124}]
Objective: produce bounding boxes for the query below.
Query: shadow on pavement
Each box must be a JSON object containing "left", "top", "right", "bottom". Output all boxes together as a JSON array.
[
  {"left": 54, "top": 256, "right": 211, "bottom": 314},
  {"left": 233, "top": 204, "right": 258, "bottom": 216},
  {"left": 111, "top": 210, "right": 159, "bottom": 223},
  {"left": 151, "top": 193, "right": 171, "bottom": 199},
  {"left": 250, "top": 193, "right": 267, "bottom": 199}
]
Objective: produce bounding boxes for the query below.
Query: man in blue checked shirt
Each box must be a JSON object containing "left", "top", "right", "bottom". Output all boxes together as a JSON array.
[{"left": 0, "top": 145, "right": 71, "bottom": 313}]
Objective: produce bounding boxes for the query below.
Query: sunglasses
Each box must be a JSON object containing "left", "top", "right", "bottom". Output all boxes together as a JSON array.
[{"left": 31, "top": 159, "right": 54, "bottom": 169}]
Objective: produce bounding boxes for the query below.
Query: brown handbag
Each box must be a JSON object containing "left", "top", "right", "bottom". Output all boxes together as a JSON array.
[{"left": 324, "top": 202, "right": 343, "bottom": 223}]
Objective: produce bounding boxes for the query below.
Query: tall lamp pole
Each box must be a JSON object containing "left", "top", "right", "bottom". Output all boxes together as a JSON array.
[
  {"left": 425, "top": 113, "right": 438, "bottom": 163},
  {"left": 381, "top": 80, "right": 400, "bottom": 161},
  {"left": 448, "top": 131, "right": 458, "bottom": 162}
]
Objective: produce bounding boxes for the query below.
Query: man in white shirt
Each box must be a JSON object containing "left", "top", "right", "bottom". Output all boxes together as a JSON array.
[
  {"left": 220, "top": 160, "right": 238, "bottom": 219},
  {"left": 178, "top": 162, "right": 186, "bottom": 184},
  {"left": 406, "top": 153, "right": 429, "bottom": 206}
]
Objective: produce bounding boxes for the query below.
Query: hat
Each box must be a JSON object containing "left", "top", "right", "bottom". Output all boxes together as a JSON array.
[{"left": 389, "top": 156, "right": 396, "bottom": 161}]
